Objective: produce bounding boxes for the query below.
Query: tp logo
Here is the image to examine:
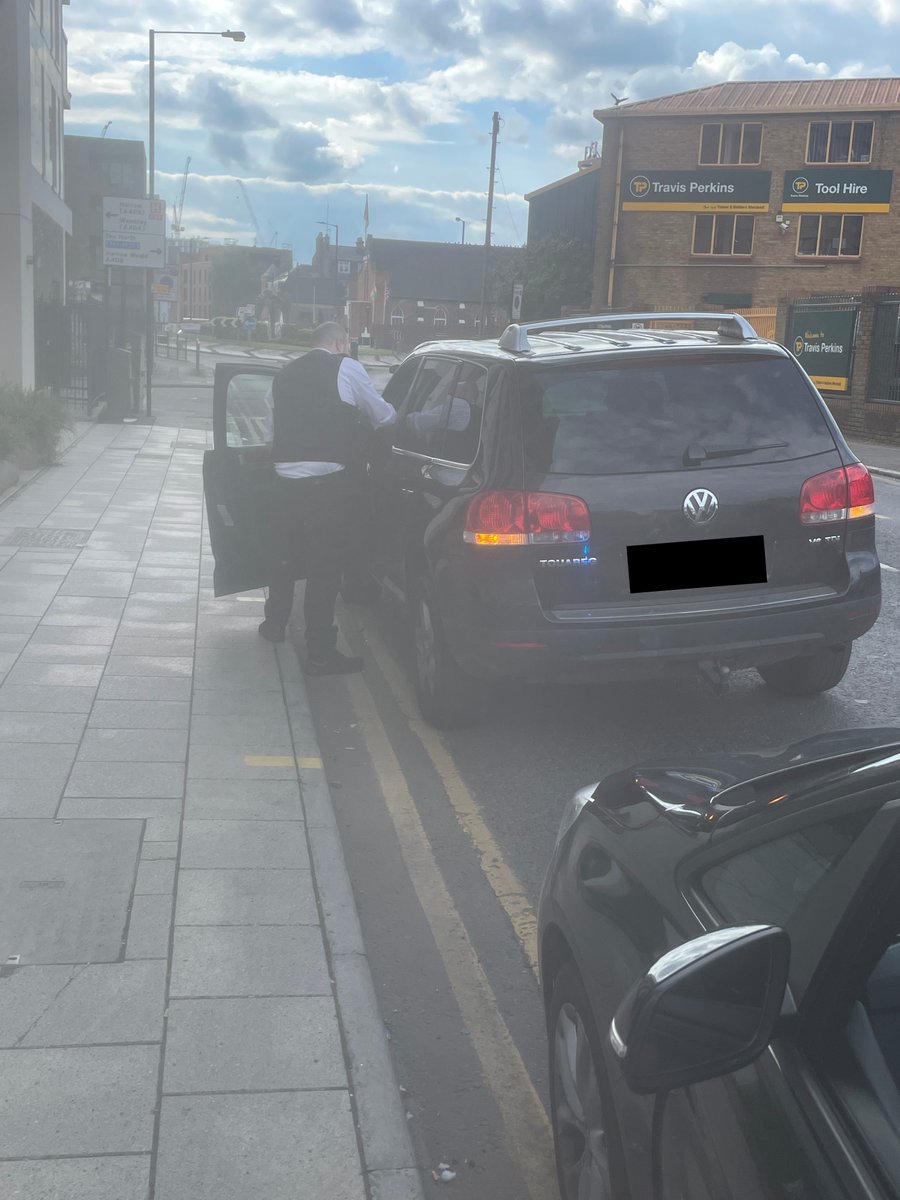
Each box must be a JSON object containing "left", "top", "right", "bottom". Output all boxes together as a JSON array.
[
  {"left": 792, "top": 177, "right": 809, "bottom": 196},
  {"left": 794, "top": 337, "right": 805, "bottom": 355},
  {"left": 629, "top": 175, "right": 651, "bottom": 198}
]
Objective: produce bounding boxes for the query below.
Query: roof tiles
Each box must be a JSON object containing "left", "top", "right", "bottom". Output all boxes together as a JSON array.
[{"left": 594, "top": 78, "right": 900, "bottom": 120}]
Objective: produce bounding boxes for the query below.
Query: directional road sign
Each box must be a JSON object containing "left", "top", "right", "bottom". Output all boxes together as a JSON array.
[{"left": 102, "top": 197, "right": 166, "bottom": 268}]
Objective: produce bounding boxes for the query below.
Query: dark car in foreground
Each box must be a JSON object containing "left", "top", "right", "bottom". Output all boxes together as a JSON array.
[
  {"left": 203, "top": 311, "right": 881, "bottom": 726},
  {"left": 539, "top": 727, "right": 900, "bottom": 1199}
]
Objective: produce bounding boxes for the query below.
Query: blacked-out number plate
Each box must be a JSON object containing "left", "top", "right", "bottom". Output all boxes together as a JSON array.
[{"left": 627, "top": 535, "right": 767, "bottom": 594}]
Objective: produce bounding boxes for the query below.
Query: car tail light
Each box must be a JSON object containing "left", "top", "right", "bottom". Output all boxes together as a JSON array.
[
  {"left": 800, "top": 464, "right": 875, "bottom": 524},
  {"left": 464, "top": 491, "right": 591, "bottom": 546}
]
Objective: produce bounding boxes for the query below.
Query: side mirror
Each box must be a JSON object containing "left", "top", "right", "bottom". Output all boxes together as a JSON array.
[
  {"left": 609, "top": 925, "right": 790, "bottom": 1095},
  {"left": 389, "top": 364, "right": 399, "bottom": 374}
]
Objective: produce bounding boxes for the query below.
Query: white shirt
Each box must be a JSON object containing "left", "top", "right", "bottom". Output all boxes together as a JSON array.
[{"left": 272, "top": 349, "right": 397, "bottom": 479}]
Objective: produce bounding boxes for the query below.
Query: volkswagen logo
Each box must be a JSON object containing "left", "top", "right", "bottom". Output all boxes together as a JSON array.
[{"left": 683, "top": 488, "right": 719, "bottom": 524}]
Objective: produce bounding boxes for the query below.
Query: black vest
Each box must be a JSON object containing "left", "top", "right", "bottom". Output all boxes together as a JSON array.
[{"left": 271, "top": 350, "right": 362, "bottom": 465}]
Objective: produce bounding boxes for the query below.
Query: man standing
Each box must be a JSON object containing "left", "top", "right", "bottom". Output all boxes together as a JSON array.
[{"left": 259, "top": 321, "right": 396, "bottom": 674}]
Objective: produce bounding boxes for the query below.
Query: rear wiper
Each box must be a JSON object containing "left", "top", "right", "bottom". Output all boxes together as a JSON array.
[{"left": 683, "top": 441, "right": 788, "bottom": 465}]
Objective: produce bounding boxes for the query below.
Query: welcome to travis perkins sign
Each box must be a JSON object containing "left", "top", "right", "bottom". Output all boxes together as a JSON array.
[
  {"left": 782, "top": 169, "right": 893, "bottom": 213},
  {"left": 788, "top": 308, "right": 857, "bottom": 393},
  {"left": 622, "top": 170, "right": 771, "bottom": 213}
]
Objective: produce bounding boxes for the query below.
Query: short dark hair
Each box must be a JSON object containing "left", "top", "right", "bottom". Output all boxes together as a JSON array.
[{"left": 311, "top": 322, "right": 347, "bottom": 348}]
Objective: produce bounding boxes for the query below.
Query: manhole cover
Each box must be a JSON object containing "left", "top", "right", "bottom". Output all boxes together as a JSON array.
[{"left": 2, "top": 528, "right": 91, "bottom": 549}]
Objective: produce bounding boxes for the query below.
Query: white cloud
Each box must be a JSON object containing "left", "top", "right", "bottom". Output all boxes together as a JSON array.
[{"left": 63, "top": 0, "right": 900, "bottom": 250}]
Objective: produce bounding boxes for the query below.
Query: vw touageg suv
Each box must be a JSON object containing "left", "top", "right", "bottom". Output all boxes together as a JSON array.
[{"left": 363, "top": 311, "right": 881, "bottom": 726}]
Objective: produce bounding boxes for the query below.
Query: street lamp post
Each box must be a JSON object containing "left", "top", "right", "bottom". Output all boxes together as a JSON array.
[
  {"left": 455, "top": 216, "right": 466, "bottom": 244},
  {"left": 145, "top": 28, "right": 244, "bottom": 417},
  {"left": 317, "top": 220, "right": 340, "bottom": 323}
]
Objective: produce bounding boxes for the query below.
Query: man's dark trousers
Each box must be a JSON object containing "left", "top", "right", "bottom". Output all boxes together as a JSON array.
[{"left": 264, "top": 470, "right": 354, "bottom": 657}]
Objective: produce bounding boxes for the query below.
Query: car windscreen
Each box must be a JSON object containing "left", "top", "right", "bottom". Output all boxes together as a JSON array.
[{"left": 519, "top": 354, "right": 837, "bottom": 475}]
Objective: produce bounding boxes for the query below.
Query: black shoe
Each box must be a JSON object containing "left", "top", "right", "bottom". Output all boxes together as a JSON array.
[
  {"left": 305, "top": 649, "right": 364, "bottom": 675},
  {"left": 258, "top": 621, "right": 286, "bottom": 643}
]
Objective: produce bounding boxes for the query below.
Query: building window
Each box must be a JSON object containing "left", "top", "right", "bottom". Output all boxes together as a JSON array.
[
  {"left": 807, "top": 120, "right": 874, "bottom": 164},
  {"left": 390, "top": 306, "right": 404, "bottom": 326},
  {"left": 796, "top": 213, "right": 863, "bottom": 258},
  {"left": 699, "top": 122, "right": 763, "bottom": 165},
  {"left": 337, "top": 259, "right": 350, "bottom": 274},
  {"left": 692, "top": 214, "right": 755, "bottom": 257},
  {"left": 433, "top": 306, "right": 447, "bottom": 327}
]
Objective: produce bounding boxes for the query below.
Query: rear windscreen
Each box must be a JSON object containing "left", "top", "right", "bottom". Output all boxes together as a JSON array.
[{"left": 520, "top": 354, "right": 836, "bottom": 475}]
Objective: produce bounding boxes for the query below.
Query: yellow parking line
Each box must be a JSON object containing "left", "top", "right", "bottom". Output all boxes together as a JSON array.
[
  {"left": 296, "top": 756, "right": 324, "bottom": 769},
  {"left": 243, "top": 754, "right": 323, "bottom": 768},
  {"left": 346, "top": 674, "right": 555, "bottom": 1200},
  {"left": 350, "top": 615, "right": 540, "bottom": 980}
]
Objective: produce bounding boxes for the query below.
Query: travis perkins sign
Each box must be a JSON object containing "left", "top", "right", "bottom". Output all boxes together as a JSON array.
[
  {"left": 623, "top": 170, "right": 771, "bottom": 213},
  {"left": 782, "top": 169, "right": 893, "bottom": 213},
  {"left": 788, "top": 308, "right": 857, "bottom": 393}
]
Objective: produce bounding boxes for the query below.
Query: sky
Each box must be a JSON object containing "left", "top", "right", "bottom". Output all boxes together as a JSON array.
[{"left": 63, "top": 0, "right": 899, "bottom": 264}]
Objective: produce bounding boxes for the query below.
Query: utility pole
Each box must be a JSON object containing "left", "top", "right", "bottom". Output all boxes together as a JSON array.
[{"left": 478, "top": 111, "right": 500, "bottom": 337}]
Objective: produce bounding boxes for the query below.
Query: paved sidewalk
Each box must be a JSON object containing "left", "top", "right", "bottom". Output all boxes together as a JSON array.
[
  {"left": 849, "top": 437, "right": 900, "bottom": 479},
  {"left": 0, "top": 423, "right": 422, "bottom": 1200}
]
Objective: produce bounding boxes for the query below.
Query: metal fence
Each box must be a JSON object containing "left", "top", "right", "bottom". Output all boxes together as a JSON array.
[{"left": 867, "top": 298, "right": 900, "bottom": 405}]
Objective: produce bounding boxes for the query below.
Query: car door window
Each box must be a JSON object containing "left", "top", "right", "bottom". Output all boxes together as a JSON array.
[
  {"left": 440, "top": 361, "right": 488, "bottom": 465},
  {"left": 393, "top": 357, "right": 460, "bottom": 458},
  {"left": 698, "top": 813, "right": 872, "bottom": 930},
  {"left": 223, "top": 373, "right": 274, "bottom": 448},
  {"left": 381, "top": 358, "right": 421, "bottom": 410}
]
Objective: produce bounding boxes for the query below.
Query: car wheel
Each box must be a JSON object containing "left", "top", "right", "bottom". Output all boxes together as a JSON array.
[
  {"left": 757, "top": 642, "right": 852, "bottom": 696},
  {"left": 411, "top": 574, "right": 483, "bottom": 728},
  {"left": 548, "top": 960, "right": 623, "bottom": 1200}
]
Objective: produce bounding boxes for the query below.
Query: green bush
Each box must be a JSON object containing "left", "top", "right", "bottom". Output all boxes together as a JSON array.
[{"left": 0, "top": 385, "right": 70, "bottom": 467}]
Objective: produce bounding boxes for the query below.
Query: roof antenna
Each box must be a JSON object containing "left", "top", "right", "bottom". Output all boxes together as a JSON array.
[
  {"left": 101, "top": 121, "right": 112, "bottom": 137},
  {"left": 610, "top": 93, "right": 628, "bottom": 106}
]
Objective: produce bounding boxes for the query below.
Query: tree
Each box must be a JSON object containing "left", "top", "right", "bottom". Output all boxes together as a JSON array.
[
  {"left": 521, "top": 237, "right": 594, "bottom": 321},
  {"left": 210, "top": 248, "right": 278, "bottom": 317}
]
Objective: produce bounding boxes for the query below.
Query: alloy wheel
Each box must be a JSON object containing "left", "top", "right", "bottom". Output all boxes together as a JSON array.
[
  {"left": 414, "top": 596, "right": 437, "bottom": 698},
  {"left": 552, "top": 1001, "right": 611, "bottom": 1200}
]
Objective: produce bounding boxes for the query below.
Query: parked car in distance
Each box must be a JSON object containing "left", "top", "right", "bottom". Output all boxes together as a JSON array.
[
  {"left": 539, "top": 726, "right": 900, "bottom": 1199},
  {"left": 202, "top": 311, "right": 881, "bottom": 726}
]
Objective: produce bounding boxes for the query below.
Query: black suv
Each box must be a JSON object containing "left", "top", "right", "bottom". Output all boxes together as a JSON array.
[{"left": 204, "top": 312, "right": 880, "bottom": 726}]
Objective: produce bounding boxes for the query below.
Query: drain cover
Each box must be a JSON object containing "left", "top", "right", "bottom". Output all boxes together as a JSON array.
[{"left": 2, "top": 528, "right": 91, "bottom": 549}]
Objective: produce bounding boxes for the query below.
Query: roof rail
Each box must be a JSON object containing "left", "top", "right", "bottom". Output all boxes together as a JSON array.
[{"left": 497, "top": 311, "right": 759, "bottom": 354}]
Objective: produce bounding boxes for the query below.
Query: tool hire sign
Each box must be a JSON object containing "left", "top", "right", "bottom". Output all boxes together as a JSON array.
[
  {"left": 783, "top": 169, "right": 893, "bottom": 213},
  {"left": 623, "top": 170, "right": 771, "bottom": 213}
]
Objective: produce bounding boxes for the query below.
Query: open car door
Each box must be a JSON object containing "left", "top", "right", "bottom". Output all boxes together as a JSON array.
[{"left": 203, "top": 362, "right": 278, "bottom": 598}]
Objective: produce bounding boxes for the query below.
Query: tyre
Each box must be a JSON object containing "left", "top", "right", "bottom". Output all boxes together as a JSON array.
[
  {"left": 757, "top": 642, "right": 852, "bottom": 696},
  {"left": 548, "top": 960, "right": 624, "bottom": 1200},
  {"left": 411, "top": 573, "right": 484, "bottom": 728}
]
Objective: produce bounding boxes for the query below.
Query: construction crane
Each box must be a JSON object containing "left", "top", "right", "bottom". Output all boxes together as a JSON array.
[
  {"left": 235, "top": 179, "right": 264, "bottom": 246},
  {"left": 171, "top": 156, "right": 191, "bottom": 237}
]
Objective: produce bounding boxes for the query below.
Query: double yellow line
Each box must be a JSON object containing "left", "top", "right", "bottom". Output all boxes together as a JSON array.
[{"left": 339, "top": 612, "right": 555, "bottom": 1200}]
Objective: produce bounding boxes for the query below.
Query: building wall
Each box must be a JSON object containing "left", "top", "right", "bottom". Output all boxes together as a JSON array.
[
  {"left": 179, "top": 253, "right": 211, "bottom": 321},
  {"left": 593, "top": 111, "right": 900, "bottom": 312},
  {"left": 64, "top": 136, "right": 148, "bottom": 340},
  {"left": 526, "top": 166, "right": 601, "bottom": 250},
  {"left": 0, "top": 0, "right": 72, "bottom": 387}
]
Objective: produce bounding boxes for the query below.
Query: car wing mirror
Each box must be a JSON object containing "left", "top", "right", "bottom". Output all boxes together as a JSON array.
[
  {"left": 389, "top": 364, "right": 399, "bottom": 374},
  {"left": 609, "top": 924, "right": 790, "bottom": 1094}
]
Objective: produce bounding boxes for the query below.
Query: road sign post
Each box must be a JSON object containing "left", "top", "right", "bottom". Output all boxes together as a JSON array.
[{"left": 103, "top": 197, "right": 166, "bottom": 419}]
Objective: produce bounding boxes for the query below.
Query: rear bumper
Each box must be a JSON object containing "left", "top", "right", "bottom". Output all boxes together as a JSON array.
[{"left": 442, "top": 565, "right": 881, "bottom": 683}]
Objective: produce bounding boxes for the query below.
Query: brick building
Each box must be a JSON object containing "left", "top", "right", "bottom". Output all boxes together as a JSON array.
[
  {"left": 349, "top": 236, "right": 522, "bottom": 351},
  {"left": 591, "top": 79, "right": 900, "bottom": 313}
]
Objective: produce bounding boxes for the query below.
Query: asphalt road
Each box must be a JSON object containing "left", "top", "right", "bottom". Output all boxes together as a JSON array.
[
  {"left": 149, "top": 347, "right": 900, "bottom": 1196},
  {"left": 304, "top": 476, "right": 900, "bottom": 1200}
]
